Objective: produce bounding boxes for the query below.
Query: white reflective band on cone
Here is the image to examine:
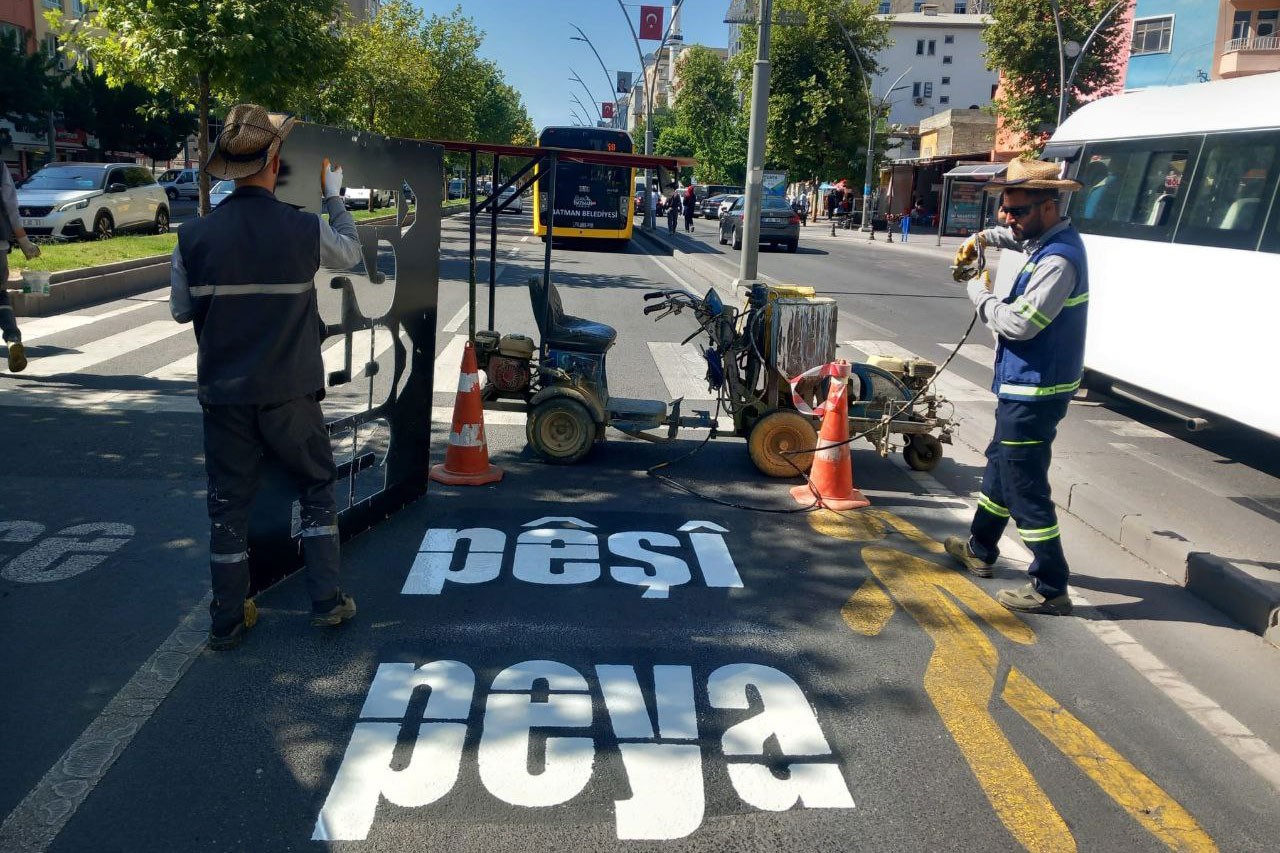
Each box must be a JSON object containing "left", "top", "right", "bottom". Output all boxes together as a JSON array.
[
  {"left": 449, "top": 423, "right": 485, "bottom": 447},
  {"left": 457, "top": 372, "right": 480, "bottom": 393}
]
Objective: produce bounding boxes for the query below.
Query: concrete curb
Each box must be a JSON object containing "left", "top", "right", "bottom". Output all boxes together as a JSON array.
[
  {"left": 7, "top": 205, "right": 468, "bottom": 318},
  {"left": 649, "top": 231, "right": 1280, "bottom": 648}
]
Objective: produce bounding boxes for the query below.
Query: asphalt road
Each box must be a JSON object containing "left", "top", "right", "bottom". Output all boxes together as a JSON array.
[{"left": 1, "top": 210, "right": 1278, "bottom": 852}]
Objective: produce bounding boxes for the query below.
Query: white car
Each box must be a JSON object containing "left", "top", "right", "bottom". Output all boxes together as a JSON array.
[
  {"left": 718, "top": 194, "right": 742, "bottom": 218},
  {"left": 342, "top": 186, "right": 392, "bottom": 211},
  {"left": 497, "top": 185, "right": 523, "bottom": 214},
  {"left": 16, "top": 163, "right": 170, "bottom": 240},
  {"left": 210, "top": 180, "right": 235, "bottom": 208},
  {"left": 157, "top": 167, "right": 200, "bottom": 201}
]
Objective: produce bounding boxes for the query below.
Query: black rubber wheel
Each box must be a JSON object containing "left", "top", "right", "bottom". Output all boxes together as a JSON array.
[
  {"left": 786, "top": 239, "right": 798, "bottom": 253},
  {"left": 904, "top": 434, "right": 944, "bottom": 472},
  {"left": 165, "top": 187, "right": 177, "bottom": 201},
  {"left": 527, "top": 398, "right": 595, "bottom": 464},
  {"left": 732, "top": 228, "right": 742, "bottom": 250},
  {"left": 748, "top": 410, "right": 818, "bottom": 478},
  {"left": 718, "top": 228, "right": 728, "bottom": 245},
  {"left": 155, "top": 207, "right": 170, "bottom": 234},
  {"left": 92, "top": 211, "right": 114, "bottom": 241}
]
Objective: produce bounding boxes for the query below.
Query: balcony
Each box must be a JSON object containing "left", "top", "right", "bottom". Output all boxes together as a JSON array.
[{"left": 1217, "top": 35, "right": 1280, "bottom": 78}]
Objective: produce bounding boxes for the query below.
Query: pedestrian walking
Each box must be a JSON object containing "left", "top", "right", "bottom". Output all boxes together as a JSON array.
[
  {"left": 1, "top": 160, "right": 41, "bottom": 373},
  {"left": 900, "top": 209, "right": 911, "bottom": 242},
  {"left": 682, "top": 184, "right": 696, "bottom": 232},
  {"left": 945, "top": 158, "right": 1089, "bottom": 617},
  {"left": 798, "top": 192, "right": 809, "bottom": 226},
  {"left": 667, "top": 186, "right": 680, "bottom": 234},
  {"left": 169, "top": 104, "right": 364, "bottom": 650}
]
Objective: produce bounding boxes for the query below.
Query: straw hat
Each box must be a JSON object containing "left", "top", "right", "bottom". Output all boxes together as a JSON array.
[
  {"left": 984, "top": 157, "right": 1082, "bottom": 193},
  {"left": 206, "top": 104, "right": 296, "bottom": 181}
]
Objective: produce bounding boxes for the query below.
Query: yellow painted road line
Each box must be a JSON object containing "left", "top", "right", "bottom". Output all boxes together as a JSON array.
[
  {"left": 841, "top": 578, "right": 895, "bottom": 637},
  {"left": 1003, "top": 667, "right": 1217, "bottom": 852}
]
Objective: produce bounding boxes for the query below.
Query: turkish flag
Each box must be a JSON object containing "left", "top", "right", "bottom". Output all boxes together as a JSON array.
[
  {"left": 639, "top": 5, "right": 664, "bottom": 40},
  {"left": 602, "top": 102, "right": 615, "bottom": 119}
]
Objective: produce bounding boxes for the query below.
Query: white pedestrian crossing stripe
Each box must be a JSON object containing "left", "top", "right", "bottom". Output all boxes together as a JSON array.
[
  {"left": 433, "top": 334, "right": 468, "bottom": 397},
  {"left": 649, "top": 341, "right": 715, "bottom": 404},
  {"left": 953, "top": 342, "right": 996, "bottom": 369},
  {"left": 843, "top": 340, "right": 993, "bottom": 403},
  {"left": 15, "top": 289, "right": 166, "bottom": 344},
  {"left": 29, "top": 321, "right": 190, "bottom": 377}
]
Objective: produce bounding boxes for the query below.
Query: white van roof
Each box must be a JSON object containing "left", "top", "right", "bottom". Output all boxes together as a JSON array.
[{"left": 1052, "top": 71, "right": 1280, "bottom": 142}]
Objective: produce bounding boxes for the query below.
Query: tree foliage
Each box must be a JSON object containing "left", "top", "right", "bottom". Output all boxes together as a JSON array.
[
  {"left": 61, "top": 75, "right": 195, "bottom": 164},
  {"left": 983, "top": 0, "right": 1127, "bottom": 144},
  {"left": 666, "top": 46, "right": 746, "bottom": 185},
  {"left": 63, "top": 0, "right": 346, "bottom": 211},
  {"left": 732, "top": 0, "right": 888, "bottom": 183},
  {"left": 0, "top": 31, "right": 62, "bottom": 134}
]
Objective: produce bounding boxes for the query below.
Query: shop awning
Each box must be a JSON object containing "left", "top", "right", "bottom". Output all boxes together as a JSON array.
[{"left": 943, "top": 163, "right": 1008, "bottom": 180}]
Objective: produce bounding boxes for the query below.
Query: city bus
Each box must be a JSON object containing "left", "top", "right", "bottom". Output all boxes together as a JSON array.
[
  {"left": 533, "top": 126, "right": 635, "bottom": 245},
  {"left": 1039, "top": 71, "right": 1280, "bottom": 437}
]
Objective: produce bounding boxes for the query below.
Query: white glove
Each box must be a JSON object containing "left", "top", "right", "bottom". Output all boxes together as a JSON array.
[
  {"left": 18, "top": 236, "right": 40, "bottom": 260},
  {"left": 322, "top": 158, "right": 343, "bottom": 200}
]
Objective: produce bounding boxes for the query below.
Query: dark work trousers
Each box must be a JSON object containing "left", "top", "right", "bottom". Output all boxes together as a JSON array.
[
  {"left": 203, "top": 394, "right": 339, "bottom": 635},
  {"left": 0, "top": 251, "right": 20, "bottom": 343},
  {"left": 969, "top": 398, "right": 1071, "bottom": 598}
]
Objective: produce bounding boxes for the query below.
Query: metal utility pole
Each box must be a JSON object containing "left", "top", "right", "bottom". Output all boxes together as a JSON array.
[
  {"left": 1050, "top": 0, "right": 1127, "bottom": 127},
  {"left": 571, "top": 25, "right": 619, "bottom": 127},
  {"left": 738, "top": 0, "right": 774, "bottom": 284},
  {"left": 569, "top": 72, "right": 603, "bottom": 121},
  {"left": 618, "top": 0, "right": 680, "bottom": 230}
]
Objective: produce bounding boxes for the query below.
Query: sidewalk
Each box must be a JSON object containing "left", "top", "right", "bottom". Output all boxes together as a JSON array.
[{"left": 636, "top": 224, "right": 1280, "bottom": 648}]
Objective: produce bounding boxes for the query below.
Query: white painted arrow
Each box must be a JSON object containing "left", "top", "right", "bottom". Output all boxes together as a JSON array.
[
  {"left": 678, "top": 521, "right": 729, "bottom": 533},
  {"left": 522, "top": 517, "right": 596, "bottom": 529}
]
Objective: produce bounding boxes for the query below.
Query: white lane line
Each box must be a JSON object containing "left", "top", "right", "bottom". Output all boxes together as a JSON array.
[
  {"left": 432, "top": 334, "right": 469, "bottom": 395},
  {"left": 910, "top": 463, "right": 1280, "bottom": 796},
  {"left": 953, "top": 342, "right": 996, "bottom": 368},
  {"left": 0, "top": 595, "right": 213, "bottom": 852},
  {"left": 639, "top": 245, "right": 704, "bottom": 296},
  {"left": 845, "top": 339, "right": 993, "bottom": 403},
  {"left": 1089, "top": 419, "right": 1171, "bottom": 439},
  {"left": 648, "top": 341, "right": 714, "bottom": 404},
  {"left": 24, "top": 321, "right": 190, "bottom": 377},
  {"left": 17, "top": 294, "right": 166, "bottom": 344},
  {"left": 443, "top": 304, "right": 469, "bottom": 333}
]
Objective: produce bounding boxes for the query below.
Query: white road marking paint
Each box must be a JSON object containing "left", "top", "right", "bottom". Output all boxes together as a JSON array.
[
  {"left": 145, "top": 350, "right": 198, "bottom": 382},
  {"left": 649, "top": 341, "right": 715, "bottom": 404},
  {"left": 15, "top": 290, "right": 166, "bottom": 344},
  {"left": 844, "top": 339, "right": 993, "bottom": 402},
  {"left": 0, "top": 595, "right": 212, "bottom": 852},
  {"left": 25, "top": 320, "right": 190, "bottom": 377},
  {"left": 314, "top": 659, "right": 853, "bottom": 842},
  {"left": 442, "top": 304, "right": 469, "bottom": 333},
  {"left": 432, "top": 334, "right": 468, "bottom": 396},
  {"left": 909, "top": 463, "right": 1280, "bottom": 796},
  {"left": 0, "top": 522, "right": 133, "bottom": 583},
  {"left": 1089, "top": 419, "right": 1171, "bottom": 439},
  {"left": 952, "top": 342, "right": 996, "bottom": 368}
]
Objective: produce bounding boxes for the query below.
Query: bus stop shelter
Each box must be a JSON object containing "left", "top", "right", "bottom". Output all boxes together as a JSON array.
[{"left": 935, "top": 162, "right": 1008, "bottom": 245}]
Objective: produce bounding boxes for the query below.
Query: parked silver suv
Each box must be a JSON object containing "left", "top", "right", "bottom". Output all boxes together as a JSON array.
[
  {"left": 157, "top": 167, "right": 200, "bottom": 201},
  {"left": 16, "top": 163, "right": 170, "bottom": 240}
]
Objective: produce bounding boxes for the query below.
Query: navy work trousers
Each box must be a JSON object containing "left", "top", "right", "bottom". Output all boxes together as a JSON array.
[
  {"left": 969, "top": 398, "right": 1071, "bottom": 598},
  {"left": 0, "top": 251, "right": 20, "bottom": 343},
  {"left": 202, "top": 394, "right": 339, "bottom": 635}
]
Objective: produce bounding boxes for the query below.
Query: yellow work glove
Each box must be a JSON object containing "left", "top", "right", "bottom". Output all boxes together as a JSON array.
[{"left": 953, "top": 233, "right": 983, "bottom": 267}]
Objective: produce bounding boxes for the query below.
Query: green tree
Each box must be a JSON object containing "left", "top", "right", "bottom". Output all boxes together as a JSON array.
[
  {"left": 474, "top": 76, "right": 535, "bottom": 146},
  {"left": 732, "top": 0, "right": 888, "bottom": 185},
  {"left": 983, "top": 0, "right": 1127, "bottom": 146},
  {"left": 0, "top": 30, "right": 63, "bottom": 137},
  {"left": 668, "top": 46, "right": 746, "bottom": 185},
  {"left": 62, "top": 0, "right": 346, "bottom": 212},
  {"left": 60, "top": 75, "right": 194, "bottom": 163}
]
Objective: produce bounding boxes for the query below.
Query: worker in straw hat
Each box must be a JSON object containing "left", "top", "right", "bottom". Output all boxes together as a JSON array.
[
  {"left": 944, "top": 157, "right": 1089, "bottom": 617},
  {"left": 169, "top": 104, "right": 364, "bottom": 650}
]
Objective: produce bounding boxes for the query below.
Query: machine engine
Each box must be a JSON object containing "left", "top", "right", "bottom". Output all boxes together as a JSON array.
[
  {"left": 474, "top": 331, "right": 534, "bottom": 397},
  {"left": 865, "top": 355, "right": 938, "bottom": 392}
]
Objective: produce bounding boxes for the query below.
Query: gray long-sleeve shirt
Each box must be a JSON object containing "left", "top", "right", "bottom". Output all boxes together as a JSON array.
[
  {"left": 967, "top": 218, "right": 1079, "bottom": 342},
  {"left": 1, "top": 163, "right": 23, "bottom": 242},
  {"left": 170, "top": 194, "right": 362, "bottom": 323}
]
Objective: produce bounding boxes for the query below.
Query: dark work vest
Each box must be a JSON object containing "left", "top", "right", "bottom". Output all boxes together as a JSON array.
[{"left": 178, "top": 186, "right": 323, "bottom": 405}]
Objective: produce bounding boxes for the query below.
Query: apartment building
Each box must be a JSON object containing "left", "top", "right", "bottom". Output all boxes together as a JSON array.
[{"left": 1126, "top": 1, "right": 1280, "bottom": 88}]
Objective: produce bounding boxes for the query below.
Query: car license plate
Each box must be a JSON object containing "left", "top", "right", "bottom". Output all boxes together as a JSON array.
[
  {"left": 763, "top": 217, "right": 784, "bottom": 226},
  {"left": 21, "top": 218, "right": 43, "bottom": 227}
]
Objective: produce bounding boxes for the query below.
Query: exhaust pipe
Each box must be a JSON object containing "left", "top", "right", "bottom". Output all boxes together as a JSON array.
[
  {"left": 1109, "top": 382, "right": 1213, "bottom": 434},
  {"left": 1185, "top": 417, "right": 1210, "bottom": 432}
]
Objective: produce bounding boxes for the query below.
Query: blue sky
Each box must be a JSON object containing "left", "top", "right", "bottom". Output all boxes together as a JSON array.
[{"left": 418, "top": 1, "right": 734, "bottom": 131}]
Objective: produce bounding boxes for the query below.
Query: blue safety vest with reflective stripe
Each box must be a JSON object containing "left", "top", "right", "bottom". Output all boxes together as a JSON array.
[
  {"left": 179, "top": 187, "right": 323, "bottom": 405},
  {"left": 992, "top": 225, "right": 1089, "bottom": 402}
]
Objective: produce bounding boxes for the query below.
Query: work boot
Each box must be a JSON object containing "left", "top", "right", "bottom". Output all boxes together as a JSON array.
[
  {"left": 6, "top": 341, "right": 26, "bottom": 373},
  {"left": 997, "top": 583, "right": 1073, "bottom": 616},
  {"left": 208, "top": 599, "right": 259, "bottom": 651},
  {"left": 944, "top": 536, "right": 993, "bottom": 578},
  {"left": 311, "top": 592, "right": 357, "bottom": 627}
]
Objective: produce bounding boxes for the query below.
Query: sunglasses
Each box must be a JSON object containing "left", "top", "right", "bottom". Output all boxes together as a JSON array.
[{"left": 999, "top": 203, "right": 1038, "bottom": 218}]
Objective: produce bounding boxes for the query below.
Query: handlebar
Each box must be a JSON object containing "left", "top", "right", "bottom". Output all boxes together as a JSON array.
[
  {"left": 643, "top": 304, "right": 666, "bottom": 315},
  {"left": 643, "top": 291, "right": 667, "bottom": 300}
]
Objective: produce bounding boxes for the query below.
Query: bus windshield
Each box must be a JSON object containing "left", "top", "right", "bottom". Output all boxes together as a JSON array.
[{"left": 536, "top": 126, "right": 635, "bottom": 238}]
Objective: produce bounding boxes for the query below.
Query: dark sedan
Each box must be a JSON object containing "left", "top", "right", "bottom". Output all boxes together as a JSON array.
[
  {"left": 718, "top": 195, "right": 800, "bottom": 252},
  {"left": 700, "top": 194, "right": 728, "bottom": 219}
]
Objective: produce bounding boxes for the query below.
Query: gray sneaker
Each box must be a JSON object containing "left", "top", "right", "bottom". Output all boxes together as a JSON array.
[
  {"left": 997, "top": 583, "right": 1073, "bottom": 616},
  {"left": 311, "top": 593, "right": 357, "bottom": 627},
  {"left": 944, "top": 536, "right": 993, "bottom": 578}
]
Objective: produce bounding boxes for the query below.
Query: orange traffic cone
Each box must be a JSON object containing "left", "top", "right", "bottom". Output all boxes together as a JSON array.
[
  {"left": 791, "top": 360, "right": 870, "bottom": 510},
  {"left": 430, "top": 340, "right": 504, "bottom": 486}
]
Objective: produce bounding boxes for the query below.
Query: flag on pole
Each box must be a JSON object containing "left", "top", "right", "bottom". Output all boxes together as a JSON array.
[
  {"left": 602, "top": 102, "right": 615, "bottom": 119},
  {"left": 639, "top": 5, "right": 664, "bottom": 40}
]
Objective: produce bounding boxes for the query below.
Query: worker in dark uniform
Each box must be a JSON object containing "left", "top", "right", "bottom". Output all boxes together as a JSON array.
[
  {"left": 1, "top": 160, "right": 40, "bottom": 372},
  {"left": 170, "top": 104, "right": 363, "bottom": 650},
  {"left": 945, "top": 158, "right": 1088, "bottom": 616}
]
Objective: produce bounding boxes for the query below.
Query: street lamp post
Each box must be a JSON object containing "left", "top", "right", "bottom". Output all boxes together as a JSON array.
[
  {"left": 570, "top": 25, "right": 619, "bottom": 128},
  {"left": 569, "top": 71, "right": 603, "bottom": 123},
  {"left": 1049, "top": 0, "right": 1128, "bottom": 127},
  {"left": 617, "top": 0, "right": 681, "bottom": 231},
  {"left": 737, "top": 0, "right": 774, "bottom": 284}
]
